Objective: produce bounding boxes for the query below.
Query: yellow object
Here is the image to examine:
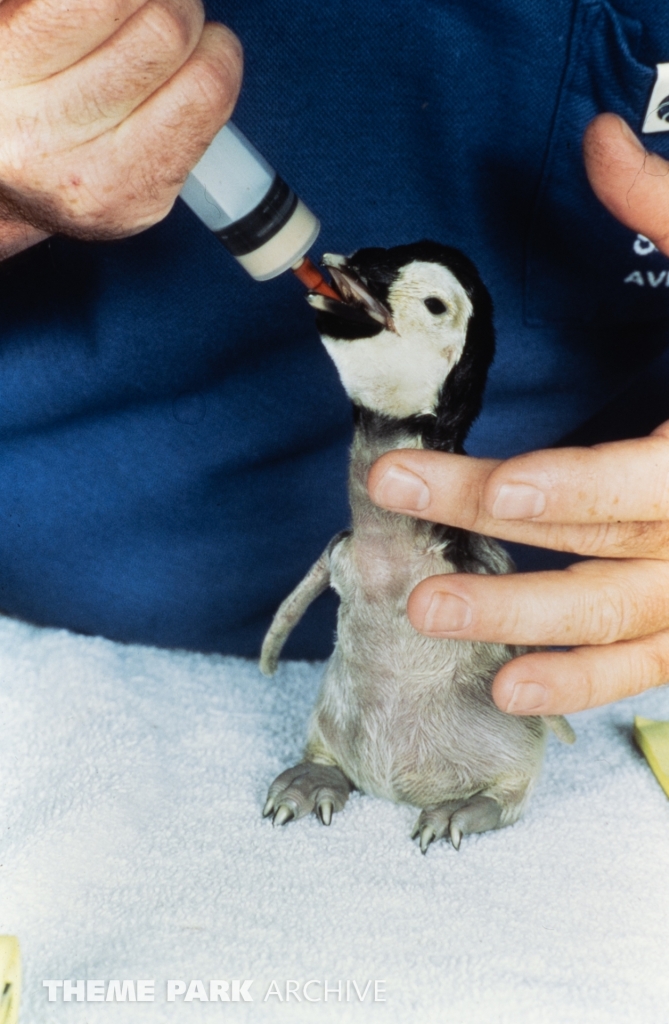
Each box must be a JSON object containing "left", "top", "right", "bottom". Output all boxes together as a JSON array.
[
  {"left": 634, "top": 717, "right": 669, "bottom": 798},
  {"left": 0, "top": 937, "right": 20, "bottom": 1024}
]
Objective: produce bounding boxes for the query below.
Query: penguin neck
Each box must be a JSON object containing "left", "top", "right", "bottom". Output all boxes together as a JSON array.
[
  {"left": 347, "top": 413, "right": 431, "bottom": 539},
  {"left": 351, "top": 400, "right": 467, "bottom": 455}
]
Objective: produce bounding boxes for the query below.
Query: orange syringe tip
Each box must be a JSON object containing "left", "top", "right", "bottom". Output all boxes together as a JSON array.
[{"left": 292, "top": 257, "right": 340, "bottom": 300}]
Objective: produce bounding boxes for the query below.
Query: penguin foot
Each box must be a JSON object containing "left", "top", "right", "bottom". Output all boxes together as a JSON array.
[
  {"left": 411, "top": 795, "right": 502, "bottom": 853},
  {"left": 262, "top": 762, "right": 351, "bottom": 827}
]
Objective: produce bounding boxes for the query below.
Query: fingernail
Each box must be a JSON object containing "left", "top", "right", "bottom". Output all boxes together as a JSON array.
[
  {"left": 491, "top": 483, "right": 546, "bottom": 520},
  {"left": 372, "top": 466, "right": 430, "bottom": 511},
  {"left": 423, "top": 593, "right": 472, "bottom": 633},
  {"left": 504, "top": 682, "right": 547, "bottom": 713}
]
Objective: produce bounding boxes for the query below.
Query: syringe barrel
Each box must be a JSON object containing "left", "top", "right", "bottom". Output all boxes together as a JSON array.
[{"left": 180, "top": 122, "right": 320, "bottom": 281}]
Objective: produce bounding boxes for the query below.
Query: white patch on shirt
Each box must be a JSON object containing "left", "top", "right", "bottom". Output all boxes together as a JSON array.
[
  {"left": 624, "top": 270, "right": 669, "bottom": 286},
  {"left": 321, "top": 262, "right": 473, "bottom": 419},
  {"left": 643, "top": 63, "right": 669, "bottom": 133},
  {"left": 633, "top": 234, "right": 658, "bottom": 256}
]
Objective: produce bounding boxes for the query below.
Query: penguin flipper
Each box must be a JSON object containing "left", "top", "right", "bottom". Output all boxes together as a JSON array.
[
  {"left": 259, "top": 532, "right": 348, "bottom": 676},
  {"left": 543, "top": 715, "right": 576, "bottom": 744}
]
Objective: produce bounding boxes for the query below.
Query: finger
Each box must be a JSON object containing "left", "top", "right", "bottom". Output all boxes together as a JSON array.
[
  {"left": 5, "top": 0, "right": 205, "bottom": 151},
  {"left": 406, "top": 558, "right": 669, "bottom": 646},
  {"left": 480, "top": 433, "right": 669, "bottom": 526},
  {"left": 106, "top": 21, "right": 242, "bottom": 229},
  {"left": 583, "top": 112, "right": 669, "bottom": 256},
  {"left": 490, "top": 631, "right": 669, "bottom": 715},
  {"left": 367, "top": 448, "right": 669, "bottom": 558},
  {"left": 0, "top": 0, "right": 147, "bottom": 86},
  {"left": 12, "top": 22, "right": 242, "bottom": 238},
  {"left": 370, "top": 432, "right": 669, "bottom": 526}
]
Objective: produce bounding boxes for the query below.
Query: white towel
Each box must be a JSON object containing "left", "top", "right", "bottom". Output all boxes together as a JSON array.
[{"left": 0, "top": 614, "right": 667, "bottom": 1023}]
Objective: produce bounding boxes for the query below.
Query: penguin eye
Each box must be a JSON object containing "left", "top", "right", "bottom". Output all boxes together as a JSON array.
[{"left": 424, "top": 297, "right": 448, "bottom": 315}]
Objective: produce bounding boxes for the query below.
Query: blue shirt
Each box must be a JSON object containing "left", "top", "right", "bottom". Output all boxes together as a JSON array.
[{"left": 0, "top": 0, "right": 668, "bottom": 656}]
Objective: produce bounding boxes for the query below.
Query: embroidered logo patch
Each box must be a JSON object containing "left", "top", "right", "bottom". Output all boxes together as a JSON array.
[{"left": 642, "top": 63, "right": 669, "bottom": 133}]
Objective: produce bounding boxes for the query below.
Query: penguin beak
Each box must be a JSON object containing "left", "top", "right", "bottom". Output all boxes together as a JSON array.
[{"left": 305, "top": 254, "right": 396, "bottom": 331}]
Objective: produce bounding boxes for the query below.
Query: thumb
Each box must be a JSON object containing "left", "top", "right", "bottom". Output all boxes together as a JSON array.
[{"left": 583, "top": 112, "right": 669, "bottom": 255}]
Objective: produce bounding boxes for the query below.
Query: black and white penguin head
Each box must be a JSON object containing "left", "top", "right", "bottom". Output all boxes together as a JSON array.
[{"left": 307, "top": 241, "right": 495, "bottom": 452}]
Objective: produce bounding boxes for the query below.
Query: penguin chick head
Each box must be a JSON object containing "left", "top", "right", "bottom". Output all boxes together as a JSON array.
[{"left": 306, "top": 240, "right": 495, "bottom": 452}]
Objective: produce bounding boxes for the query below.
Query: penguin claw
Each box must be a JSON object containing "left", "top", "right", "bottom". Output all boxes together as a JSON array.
[
  {"left": 411, "top": 800, "right": 468, "bottom": 852},
  {"left": 419, "top": 827, "right": 436, "bottom": 854},
  {"left": 263, "top": 762, "right": 352, "bottom": 830},
  {"left": 317, "top": 799, "right": 333, "bottom": 826},
  {"left": 272, "top": 805, "right": 294, "bottom": 826},
  {"left": 449, "top": 823, "right": 462, "bottom": 850},
  {"left": 411, "top": 796, "right": 501, "bottom": 851}
]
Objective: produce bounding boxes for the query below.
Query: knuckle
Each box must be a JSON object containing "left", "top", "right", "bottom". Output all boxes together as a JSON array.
[
  {"left": 567, "top": 658, "right": 596, "bottom": 711},
  {"left": 207, "top": 22, "right": 245, "bottom": 74},
  {"left": 192, "top": 24, "right": 244, "bottom": 112},
  {"left": 567, "top": 522, "right": 615, "bottom": 558},
  {"left": 60, "top": 84, "right": 112, "bottom": 132},
  {"left": 189, "top": 58, "right": 237, "bottom": 120},
  {"left": 160, "top": 30, "right": 243, "bottom": 136},
  {"left": 620, "top": 521, "right": 668, "bottom": 557},
  {"left": 560, "top": 646, "right": 616, "bottom": 712},
  {"left": 543, "top": 532, "right": 585, "bottom": 559},
  {"left": 593, "top": 569, "right": 669, "bottom": 643},
  {"left": 2, "top": 10, "right": 61, "bottom": 72},
  {"left": 570, "top": 559, "right": 669, "bottom": 643},
  {"left": 650, "top": 521, "right": 669, "bottom": 558},
  {"left": 479, "top": 583, "right": 524, "bottom": 639},
  {"left": 572, "top": 520, "right": 669, "bottom": 560},
  {"left": 501, "top": 599, "right": 525, "bottom": 639},
  {"left": 141, "top": 0, "right": 202, "bottom": 58},
  {"left": 572, "top": 520, "right": 661, "bottom": 558},
  {"left": 641, "top": 636, "right": 669, "bottom": 687},
  {"left": 583, "top": 665, "right": 616, "bottom": 711},
  {"left": 579, "top": 579, "right": 629, "bottom": 644}
]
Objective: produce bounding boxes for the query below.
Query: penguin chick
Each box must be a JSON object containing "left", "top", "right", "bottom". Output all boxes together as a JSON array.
[{"left": 260, "top": 241, "right": 575, "bottom": 853}]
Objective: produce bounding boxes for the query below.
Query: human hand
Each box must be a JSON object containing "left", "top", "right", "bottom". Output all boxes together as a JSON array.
[
  {"left": 367, "top": 113, "right": 669, "bottom": 716},
  {"left": 0, "top": 0, "right": 242, "bottom": 260}
]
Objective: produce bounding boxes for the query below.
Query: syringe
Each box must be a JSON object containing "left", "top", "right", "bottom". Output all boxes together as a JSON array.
[{"left": 180, "top": 122, "right": 338, "bottom": 299}]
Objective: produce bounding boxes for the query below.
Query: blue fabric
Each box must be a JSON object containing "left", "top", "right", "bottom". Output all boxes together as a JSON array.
[{"left": 0, "top": 0, "right": 668, "bottom": 656}]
